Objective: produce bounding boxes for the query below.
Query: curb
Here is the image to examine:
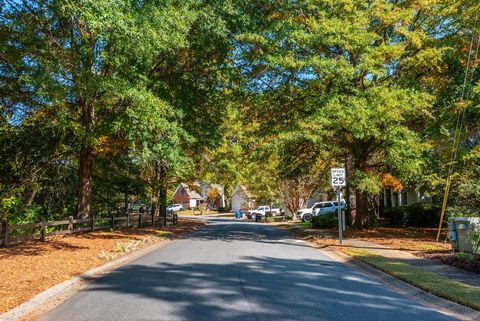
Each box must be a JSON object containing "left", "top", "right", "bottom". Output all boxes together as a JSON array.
[
  {"left": 0, "top": 238, "right": 173, "bottom": 321},
  {"left": 320, "top": 245, "right": 480, "bottom": 321}
]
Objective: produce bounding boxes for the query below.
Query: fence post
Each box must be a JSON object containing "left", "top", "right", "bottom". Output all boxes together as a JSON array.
[
  {"left": 126, "top": 212, "right": 130, "bottom": 228},
  {"left": 68, "top": 216, "right": 74, "bottom": 234},
  {"left": 2, "top": 221, "right": 8, "bottom": 247},
  {"left": 151, "top": 212, "right": 154, "bottom": 227},
  {"left": 138, "top": 213, "right": 142, "bottom": 227},
  {"left": 111, "top": 214, "right": 115, "bottom": 229},
  {"left": 91, "top": 213, "right": 95, "bottom": 231},
  {"left": 40, "top": 217, "right": 46, "bottom": 242}
]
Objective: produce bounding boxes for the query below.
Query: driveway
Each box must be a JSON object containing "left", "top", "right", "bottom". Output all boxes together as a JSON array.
[{"left": 40, "top": 219, "right": 454, "bottom": 321}]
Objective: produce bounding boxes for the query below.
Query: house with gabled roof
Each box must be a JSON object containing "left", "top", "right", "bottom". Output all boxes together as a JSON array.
[
  {"left": 172, "top": 183, "right": 203, "bottom": 209},
  {"left": 231, "top": 184, "right": 256, "bottom": 212},
  {"left": 172, "top": 182, "right": 226, "bottom": 210}
]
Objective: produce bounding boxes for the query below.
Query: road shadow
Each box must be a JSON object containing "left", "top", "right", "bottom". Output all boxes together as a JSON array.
[
  {"left": 0, "top": 240, "right": 89, "bottom": 258},
  {"left": 39, "top": 221, "right": 452, "bottom": 321},
  {"left": 65, "top": 255, "right": 450, "bottom": 321},
  {"left": 181, "top": 220, "right": 314, "bottom": 249}
]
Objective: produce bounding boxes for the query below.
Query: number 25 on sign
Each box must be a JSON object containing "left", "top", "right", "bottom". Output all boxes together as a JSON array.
[{"left": 331, "top": 168, "right": 346, "bottom": 187}]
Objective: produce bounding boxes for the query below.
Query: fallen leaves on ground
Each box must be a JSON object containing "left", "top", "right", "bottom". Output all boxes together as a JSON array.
[
  {"left": 278, "top": 223, "right": 450, "bottom": 252},
  {"left": 0, "top": 220, "right": 205, "bottom": 314}
]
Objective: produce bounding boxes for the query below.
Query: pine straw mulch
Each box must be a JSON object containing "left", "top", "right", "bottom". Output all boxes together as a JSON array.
[
  {"left": 0, "top": 219, "right": 205, "bottom": 314},
  {"left": 278, "top": 224, "right": 450, "bottom": 251}
]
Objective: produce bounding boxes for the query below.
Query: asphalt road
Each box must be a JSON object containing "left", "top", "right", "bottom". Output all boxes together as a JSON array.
[{"left": 40, "top": 219, "right": 454, "bottom": 321}]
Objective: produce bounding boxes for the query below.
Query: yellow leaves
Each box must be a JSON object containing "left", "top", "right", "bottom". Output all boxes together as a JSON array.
[
  {"left": 268, "top": 12, "right": 285, "bottom": 21},
  {"left": 406, "top": 0, "right": 436, "bottom": 12},
  {"left": 207, "top": 187, "right": 219, "bottom": 200},
  {"left": 452, "top": 100, "right": 469, "bottom": 113},
  {"left": 95, "top": 135, "right": 129, "bottom": 157}
]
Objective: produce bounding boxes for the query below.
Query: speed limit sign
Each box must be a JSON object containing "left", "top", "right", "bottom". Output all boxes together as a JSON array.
[{"left": 331, "top": 168, "right": 346, "bottom": 186}]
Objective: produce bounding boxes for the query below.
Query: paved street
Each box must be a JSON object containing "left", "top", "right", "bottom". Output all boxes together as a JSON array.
[{"left": 40, "top": 219, "right": 454, "bottom": 321}]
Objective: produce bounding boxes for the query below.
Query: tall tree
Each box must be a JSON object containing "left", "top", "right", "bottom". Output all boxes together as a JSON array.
[
  {"left": 1, "top": 0, "right": 193, "bottom": 218},
  {"left": 236, "top": 0, "right": 464, "bottom": 227}
]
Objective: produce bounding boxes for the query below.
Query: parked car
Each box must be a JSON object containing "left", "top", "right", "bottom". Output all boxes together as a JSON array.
[
  {"left": 297, "top": 203, "right": 317, "bottom": 221},
  {"left": 312, "top": 201, "right": 345, "bottom": 216},
  {"left": 301, "top": 201, "right": 346, "bottom": 222},
  {"left": 297, "top": 202, "right": 330, "bottom": 221},
  {"left": 167, "top": 204, "right": 183, "bottom": 212},
  {"left": 246, "top": 206, "right": 280, "bottom": 219}
]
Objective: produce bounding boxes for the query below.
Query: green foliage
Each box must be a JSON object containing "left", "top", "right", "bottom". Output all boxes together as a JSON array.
[
  {"left": 312, "top": 214, "right": 337, "bottom": 229},
  {"left": 0, "top": 188, "right": 23, "bottom": 221},
  {"left": 455, "top": 252, "right": 475, "bottom": 262},
  {"left": 265, "top": 216, "right": 275, "bottom": 223},
  {"left": 368, "top": 210, "right": 378, "bottom": 227},
  {"left": 383, "top": 206, "right": 406, "bottom": 226},
  {"left": 234, "top": 0, "right": 470, "bottom": 227},
  {"left": 472, "top": 229, "right": 480, "bottom": 255},
  {"left": 383, "top": 203, "right": 441, "bottom": 227},
  {"left": 0, "top": 0, "right": 478, "bottom": 227},
  {"left": 0, "top": 0, "right": 242, "bottom": 221}
]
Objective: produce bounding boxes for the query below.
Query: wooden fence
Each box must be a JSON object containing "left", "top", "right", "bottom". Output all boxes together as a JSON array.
[{"left": 0, "top": 211, "right": 177, "bottom": 247}]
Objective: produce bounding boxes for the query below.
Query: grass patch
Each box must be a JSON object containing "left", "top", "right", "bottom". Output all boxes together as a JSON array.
[
  {"left": 156, "top": 230, "right": 174, "bottom": 238},
  {"left": 344, "top": 248, "right": 480, "bottom": 311},
  {"left": 408, "top": 243, "right": 446, "bottom": 251},
  {"left": 115, "top": 242, "right": 127, "bottom": 253}
]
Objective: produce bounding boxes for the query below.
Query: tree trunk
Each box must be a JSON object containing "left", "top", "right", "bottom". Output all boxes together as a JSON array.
[
  {"left": 371, "top": 194, "right": 380, "bottom": 219},
  {"left": 150, "top": 194, "right": 158, "bottom": 217},
  {"left": 159, "top": 184, "right": 167, "bottom": 226},
  {"left": 25, "top": 184, "right": 39, "bottom": 207},
  {"left": 77, "top": 144, "right": 93, "bottom": 219},
  {"left": 159, "top": 162, "right": 167, "bottom": 226},
  {"left": 354, "top": 189, "right": 369, "bottom": 229},
  {"left": 344, "top": 157, "right": 351, "bottom": 226},
  {"left": 123, "top": 192, "right": 129, "bottom": 215}
]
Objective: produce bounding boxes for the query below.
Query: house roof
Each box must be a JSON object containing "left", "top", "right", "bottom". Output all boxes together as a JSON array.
[
  {"left": 179, "top": 183, "right": 203, "bottom": 199},
  {"left": 233, "top": 184, "right": 254, "bottom": 199},
  {"left": 174, "top": 182, "right": 225, "bottom": 200}
]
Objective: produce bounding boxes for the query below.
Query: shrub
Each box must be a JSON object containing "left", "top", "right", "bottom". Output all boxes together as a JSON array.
[
  {"left": 265, "top": 216, "right": 275, "bottom": 223},
  {"left": 383, "top": 206, "right": 406, "bottom": 226},
  {"left": 382, "top": 203, "right": 441, "bottom": 227},
  {"left": 403, "top": 203, "right": 440, "bottom": 227},
  {"left": 456, "top": 253, "right": 475, "bottom": 262},
  {"left": 312, "top": 213, "right": 336, "bottom": 228},
  {"left": 368, "top": 210, "right": 378, "bottom": 227}
]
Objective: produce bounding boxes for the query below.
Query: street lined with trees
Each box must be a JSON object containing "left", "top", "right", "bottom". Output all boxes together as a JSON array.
[{"left": 1, "top": 0, "right": 479, "bottom": 229}]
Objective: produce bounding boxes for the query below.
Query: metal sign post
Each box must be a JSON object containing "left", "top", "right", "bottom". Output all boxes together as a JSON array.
[
  {"left": 331, "top": 168, "right": 346, "bottom": 245},
  {"left": 337, "top": 186, "right": 342, "bottom": 244}
]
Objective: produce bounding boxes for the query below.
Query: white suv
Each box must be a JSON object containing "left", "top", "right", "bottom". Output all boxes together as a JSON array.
[
  {"left": 167, "top": 204, "right": 183, "bottom": 212},
  {"left": 297, "top": 202, "right": 326, "bottom": 221},
  {"left": 299, "top": 201, "right": 345, "bottom": 222}
]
